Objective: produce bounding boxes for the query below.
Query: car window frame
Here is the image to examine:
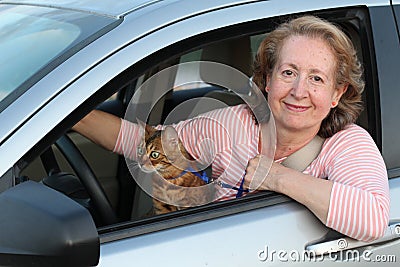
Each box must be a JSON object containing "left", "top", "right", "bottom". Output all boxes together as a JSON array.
[
  {"left": 13, "top": 4, "right": 383, "bottom": 242},
  {"left": 94, "top": 7, "right": 379, "bottom": 238}
]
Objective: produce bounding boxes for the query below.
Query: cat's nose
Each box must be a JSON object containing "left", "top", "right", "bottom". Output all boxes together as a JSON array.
[
  {"left": 142, "top": 156, "right": 150, "bottom": 164},
  {"left": 140, "top": 156, "right": 152, "bottom": 167}
]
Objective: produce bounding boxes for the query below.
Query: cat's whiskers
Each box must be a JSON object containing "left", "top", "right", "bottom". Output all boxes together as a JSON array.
[
  {"left": 128, "top": 161, "right": 153, "bottom": 173},
  {"left": 127, "top": 161, "right": 139, "bottom": 170}
]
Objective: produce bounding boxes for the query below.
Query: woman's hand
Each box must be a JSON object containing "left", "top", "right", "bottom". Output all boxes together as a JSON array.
[
  {"left": 243, "top": 154, "right": 333, "bottom": 224},
  {"left": 243, "top": 154, "right": 281, "bottom": 192}
]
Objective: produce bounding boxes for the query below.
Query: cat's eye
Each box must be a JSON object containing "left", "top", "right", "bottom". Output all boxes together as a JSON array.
[
  {"left": 137, "top": 147, "right": 144, "bottom": 156},
  {"left": 150, "top": 151, "right": 160, "bottom": 159}
]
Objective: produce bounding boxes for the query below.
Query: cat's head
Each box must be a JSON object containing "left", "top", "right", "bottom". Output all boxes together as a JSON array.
[{"left": 137, "top": 120, "right": 191, "bottom": 174}]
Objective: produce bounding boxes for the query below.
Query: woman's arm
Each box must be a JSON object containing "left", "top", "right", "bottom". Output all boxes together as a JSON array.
[
  {"left": 72, "top": 110, "right": 121, "bottom": 151},
  {"left": 245, "top": 158, "right": 332, "bottom": 223},
  {"left": 245, "top": 126, "right": 390, "bottom": 242}
]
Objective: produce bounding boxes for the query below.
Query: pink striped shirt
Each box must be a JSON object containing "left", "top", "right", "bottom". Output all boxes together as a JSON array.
[{"left": 114, "top": 104, "right": 389, "bottom": 241}]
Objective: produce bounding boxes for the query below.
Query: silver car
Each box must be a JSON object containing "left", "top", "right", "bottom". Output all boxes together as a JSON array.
[{"left": 0, "top": 0, "right": 399, "bottom": 266}]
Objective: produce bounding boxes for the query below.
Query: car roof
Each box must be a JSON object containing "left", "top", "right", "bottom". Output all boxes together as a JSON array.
[
  {"left": 0, "top": 0, "right": 163, "bottom": 18},
  {"left": 0, "top": 0, "right": 259, "bottom": 18}
]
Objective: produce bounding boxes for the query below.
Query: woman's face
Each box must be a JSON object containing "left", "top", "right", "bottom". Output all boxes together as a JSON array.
[{"left": 266, "top": 35, "right": 346, "bottom": 135}]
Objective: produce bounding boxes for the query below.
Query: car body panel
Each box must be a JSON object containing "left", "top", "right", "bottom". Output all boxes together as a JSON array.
[
  {"left": 99, "top": 176, "right": 400, "bottom": 266},
  {"left": 0, "top": 0, "right": 164, "bottom": 18},
  {"left": 99, "top": 202, "right": 327, "bottom": 266},
  {"left": 1, "top": 0, "right": 281, "bottom": 18},
  {"left": 369, "top": 5, "right": 400, "bottom": 170}
]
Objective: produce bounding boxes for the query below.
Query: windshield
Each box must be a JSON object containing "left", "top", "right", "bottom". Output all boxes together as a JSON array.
[{"left": 0, "top": 4, "right": 119, "bottom": 110}]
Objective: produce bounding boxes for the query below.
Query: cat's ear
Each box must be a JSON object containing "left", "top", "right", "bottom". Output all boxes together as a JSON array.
[{"left": 162, "top": 126, "right": 179, "bottom": 149}]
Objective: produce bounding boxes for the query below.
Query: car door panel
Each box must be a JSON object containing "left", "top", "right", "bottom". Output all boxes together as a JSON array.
[
  {"left": 3, "top": 1, "right": 399, "bottom": 266},
  {"left": 99, "top": 190, "right": 400, "bottom": 266},
  {"left": 99, "top": 202, "right": 323, "bottom": 266}
]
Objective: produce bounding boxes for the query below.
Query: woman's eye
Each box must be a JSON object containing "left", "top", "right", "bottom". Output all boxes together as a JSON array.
[
  {"left": 282, "top": 70, "right": 293, "bottom": 76},
  {"left": 311, "top": 75, "right": 323, "bottom": 83},
  {"left": 150, "top": 151, "right": 160, "bottom": 159}
]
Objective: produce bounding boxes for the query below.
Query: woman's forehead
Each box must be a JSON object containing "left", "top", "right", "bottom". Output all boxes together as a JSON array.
[{"left": 277, "top": 35, "right": 337, "bottom": 74}]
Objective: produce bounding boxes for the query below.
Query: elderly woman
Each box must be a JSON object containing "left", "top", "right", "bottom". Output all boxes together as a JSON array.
[
  {"left": 73, "top": 16, "right": 389, "bottom": 242},
  {"left": 245, "top": 16, "right": 389, "bottom": 242}
]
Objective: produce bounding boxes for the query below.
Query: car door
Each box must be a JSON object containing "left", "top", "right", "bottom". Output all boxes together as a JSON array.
[
  {"left": 3, "top": 1, "right": 399, "bottom": 266},
  {"left": 85, "top": 1, "right": 399, "bottom": 266}
]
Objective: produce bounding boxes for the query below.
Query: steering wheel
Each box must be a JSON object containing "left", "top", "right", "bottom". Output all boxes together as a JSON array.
[{"left": 43, "top": 134, "right": 118, "bottom": 225}]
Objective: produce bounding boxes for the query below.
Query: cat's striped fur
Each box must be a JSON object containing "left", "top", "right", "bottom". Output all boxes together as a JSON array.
[{"left": 137, "top": 122, "right": 212, "bottom": 215}]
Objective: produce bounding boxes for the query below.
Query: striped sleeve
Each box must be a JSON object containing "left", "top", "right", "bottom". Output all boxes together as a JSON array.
[
  {"left": 173, "top": 105, "right": 259, "bottom": 199},
  {"left": 113, "top": 118, "right": 142, "bottom": 160},
  {"left": 322, "top": 125, "right": 390, "bottom": 241}
]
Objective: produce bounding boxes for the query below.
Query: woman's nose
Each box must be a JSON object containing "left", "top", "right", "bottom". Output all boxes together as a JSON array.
[{"left": 291, "top": 76, "right": 309, "bottom": 99}]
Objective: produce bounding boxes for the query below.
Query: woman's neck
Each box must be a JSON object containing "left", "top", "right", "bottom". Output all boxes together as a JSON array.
[{"left": 274, "top": 127, "right": 319, "bottom": 160}]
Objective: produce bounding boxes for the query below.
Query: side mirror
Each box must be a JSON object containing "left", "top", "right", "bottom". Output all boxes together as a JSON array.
[{"left": 0, "top": 181, "right": 99, "bottom": 266}]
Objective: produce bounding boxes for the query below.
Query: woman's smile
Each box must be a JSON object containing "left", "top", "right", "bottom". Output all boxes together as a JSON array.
[{"left": 283, "top": 102, "right": 311, "bottom": 113}]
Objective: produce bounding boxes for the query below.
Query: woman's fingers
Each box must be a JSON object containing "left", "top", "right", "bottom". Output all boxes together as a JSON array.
[{"left": 244, "top": 154, "right": 273, "bottom": 190}]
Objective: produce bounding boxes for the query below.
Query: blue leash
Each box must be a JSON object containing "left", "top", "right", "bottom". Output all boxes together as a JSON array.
[
  {"left": 216, "top": 175, "right": 249, "bottom": 198},
  {"left": 170, "top": 168, "right": 249, "bottom": 198},
  {"left": 168, "top": 167, "right": 210, "bottom": 184}
]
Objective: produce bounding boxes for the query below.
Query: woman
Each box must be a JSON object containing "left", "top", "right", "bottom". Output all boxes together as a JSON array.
[
  {"left": 244, "top": 16, "right": 389, "bottom": 242},
  {"left": 73, "top": 16, "right": 389, "bottom": 242}
]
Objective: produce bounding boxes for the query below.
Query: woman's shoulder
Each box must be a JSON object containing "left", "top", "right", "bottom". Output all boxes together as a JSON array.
[
  {"left": 322, "top": 123, "right": 378, "bottom": 155},
  {"left": 176, "top": 104, "right": 256, "bottom": 136},
  {"left": 328, "top": 124, "right": 372, "bottom": 142},
  {"left": 192, "top": 104, "right": 254, "bottom": 126},
  {"left": 199, "top": 103, "right": 250, "bottom": 117},
  {"left": 311, "top": 124, "right": 383, "bottom": 174}
]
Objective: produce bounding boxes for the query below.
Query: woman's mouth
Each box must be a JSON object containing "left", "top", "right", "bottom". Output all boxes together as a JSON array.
[{"left": 284, "top": 102, "right": 310, "bottom": 112}]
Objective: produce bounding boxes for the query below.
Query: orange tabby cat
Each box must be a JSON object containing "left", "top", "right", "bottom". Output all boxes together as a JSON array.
[{"left": 137, "top": 122, "right": 212, "bottom": 215}]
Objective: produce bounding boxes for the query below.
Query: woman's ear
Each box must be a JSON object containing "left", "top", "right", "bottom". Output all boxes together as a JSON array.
[
  {"left": 265, "top": 75, "right": 271, "bottom": 92},
  {"left": 333, "top": 83, "right": 348, "bottom": 105}
]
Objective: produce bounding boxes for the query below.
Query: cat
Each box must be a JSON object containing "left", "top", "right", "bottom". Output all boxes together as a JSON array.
[{"left": 137, "top": 121, "right": 213, "bottom": 215}]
